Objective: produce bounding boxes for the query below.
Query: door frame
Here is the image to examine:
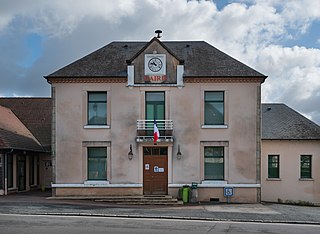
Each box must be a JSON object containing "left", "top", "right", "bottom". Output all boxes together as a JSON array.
[{"left": 139, "top": 144, "right": 173, "bottom": 193}]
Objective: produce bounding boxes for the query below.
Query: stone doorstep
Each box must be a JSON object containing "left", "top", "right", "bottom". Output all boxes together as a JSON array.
[
  {"left": 95, "top": 196, "right": 181, "bottom": 205},
  {"left": 47, "top": 195, "right": 183, "bottom": 205},
  {"left": 48, "top": 195, "right": 173, "bottom": 200},
  {"left": 95, "top": 200, "right": 183, "bottom": 205}
]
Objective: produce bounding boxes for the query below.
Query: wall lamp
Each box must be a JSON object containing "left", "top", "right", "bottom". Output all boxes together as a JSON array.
[
  {"left": 177, "top": 144, "right": 182, "bottom": 160},
  {"left": 128, "top": 144, "right": 134, "bottom": 160}
]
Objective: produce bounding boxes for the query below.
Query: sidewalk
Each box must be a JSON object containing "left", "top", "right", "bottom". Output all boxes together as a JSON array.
[{"left": 1, "top": 190, "right": 320, "bottom": 225}]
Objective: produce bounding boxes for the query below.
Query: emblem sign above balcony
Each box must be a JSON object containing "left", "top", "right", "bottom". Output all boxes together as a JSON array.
[
  {"left": 126, "top": 38, "right": 184, "bottom": 87},
  {"left": 144, "top": 54, "right": 167, "bottom": 83}
]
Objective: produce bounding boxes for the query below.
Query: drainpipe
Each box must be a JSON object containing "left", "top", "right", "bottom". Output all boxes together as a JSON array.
[{"left": 4, "top": 149, "right": 13, "bottom": 196}]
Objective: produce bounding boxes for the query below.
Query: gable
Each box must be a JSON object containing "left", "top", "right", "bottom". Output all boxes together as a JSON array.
[{"left": 129, "top": 38, "right": 183, "bottom": 84}]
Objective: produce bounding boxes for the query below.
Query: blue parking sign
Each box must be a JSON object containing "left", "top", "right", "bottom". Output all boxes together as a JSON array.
[{"left": 224, "top": 187, "right": 234, "bottom": 197}]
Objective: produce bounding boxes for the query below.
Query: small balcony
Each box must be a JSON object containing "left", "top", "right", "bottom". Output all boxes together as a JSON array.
[{"left": 136, "top": 120, "right": 173, "bottom": 142}]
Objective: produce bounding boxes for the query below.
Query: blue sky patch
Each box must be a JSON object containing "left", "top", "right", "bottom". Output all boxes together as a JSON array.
[{"left": 18, "top": 33, "right": 43, "bottom": 68}]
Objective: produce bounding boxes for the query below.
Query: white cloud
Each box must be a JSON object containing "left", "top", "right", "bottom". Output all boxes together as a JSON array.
[{"left": 0, "top": 0, "right": 319, "bottom": 123}]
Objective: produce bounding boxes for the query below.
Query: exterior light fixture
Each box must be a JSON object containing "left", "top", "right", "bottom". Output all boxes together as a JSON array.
[
  {"left": 128, "top": 144, "right": 133, "bottom": 160},
  {"left": 177, "top": 144, "right": 182, "bottom": 160}
]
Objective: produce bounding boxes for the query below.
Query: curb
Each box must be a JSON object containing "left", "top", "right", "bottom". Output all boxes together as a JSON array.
[{"left": 4, "top": 212, "right": 320, "bottom": 226}]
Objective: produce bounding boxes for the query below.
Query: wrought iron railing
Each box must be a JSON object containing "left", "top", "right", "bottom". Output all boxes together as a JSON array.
[{"left": 136, "top": 120, "right": 173, "bottom": 142}]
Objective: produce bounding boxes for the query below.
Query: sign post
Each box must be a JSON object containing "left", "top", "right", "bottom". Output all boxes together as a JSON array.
[{"left": 224, "top": 187, "right": 234, "bottom": 203}]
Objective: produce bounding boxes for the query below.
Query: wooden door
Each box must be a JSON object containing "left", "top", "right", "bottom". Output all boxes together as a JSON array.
[{"left": 143, "top": 147, "right": 168, "bottom": 195}]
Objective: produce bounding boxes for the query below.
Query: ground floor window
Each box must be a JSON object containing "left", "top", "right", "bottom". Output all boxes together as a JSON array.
[
  {"left": 87, "top": 147, "right": 107, "bottom": 180},
  {"left": 268, "top": 155, "right": 279, "bottom": 178},
  {"left": 300, "top": 155, "right": 312, "bottom": 179},
  {"left": 204, "top": 146, "right": 224, "bottom": 180}
]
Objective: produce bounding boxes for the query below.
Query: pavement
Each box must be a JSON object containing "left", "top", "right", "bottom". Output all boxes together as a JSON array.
[{"left": 1, "top": 189, "right": 320, "bottom": 225}]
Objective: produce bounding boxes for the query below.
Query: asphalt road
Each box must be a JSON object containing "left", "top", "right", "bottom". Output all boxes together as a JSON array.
[
  {"left": 1, "top": 189, "right": 320, "bottom": 231},
  {"left": 1, "top": 214, "right": 320, "bottom": 234}
]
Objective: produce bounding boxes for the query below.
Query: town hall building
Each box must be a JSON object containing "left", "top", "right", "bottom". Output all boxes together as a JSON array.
[{"left": 45, "top": 34, "right": 267, "bottom": 203}]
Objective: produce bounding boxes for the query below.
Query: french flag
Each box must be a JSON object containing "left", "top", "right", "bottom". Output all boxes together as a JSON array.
[{"left": 154, "top": 119, "right": 160, "bottom": 144}]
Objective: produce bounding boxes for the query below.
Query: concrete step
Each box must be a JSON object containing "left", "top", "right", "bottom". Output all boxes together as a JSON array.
[{"left": 94, "top": 195, "right": 183, "bottom": 205}]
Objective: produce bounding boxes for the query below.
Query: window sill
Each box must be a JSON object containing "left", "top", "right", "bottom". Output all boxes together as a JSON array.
[
  {"left": 201, "top": 180, "right": 227, "bottom": 184},
  {"left": 202, "top": 125, "right": 228, "bottom": 129},
  {"left": 266, "top": 178, "right": 281, "bottom": 181},
  {"left": 299, "top": 178, "right": 314, "bottom": 181},
  {"left": 84, "top": 125, "right": 110, "bottom": 129},
  {"left": 84, "top": 180, "right": 109, "bottom": 185}
]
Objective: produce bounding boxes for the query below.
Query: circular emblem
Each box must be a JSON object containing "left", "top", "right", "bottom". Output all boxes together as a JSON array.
[{"left": 148, "top": 57, "right": 163, "bottom": 72}]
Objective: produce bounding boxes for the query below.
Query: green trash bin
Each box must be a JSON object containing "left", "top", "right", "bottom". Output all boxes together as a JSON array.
[{"left": 182, "top": 185, "right": 190, "bottom": 203}]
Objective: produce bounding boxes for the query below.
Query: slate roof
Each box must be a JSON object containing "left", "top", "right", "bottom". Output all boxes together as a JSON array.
[
  {"left": 45, "top": 39, "right": 266, "bottom": 79},
  {"left": 0, "top": 98, "right": 52, "bottom": 151},
  {"left": 262, "top": 103, "right": 320, "bottom": 140},
  {"left": 0, "top": 128, "right": 43, "bottom": 152},
  {"left": 0, "top": 105, "right": 43, "bottom": 152}
]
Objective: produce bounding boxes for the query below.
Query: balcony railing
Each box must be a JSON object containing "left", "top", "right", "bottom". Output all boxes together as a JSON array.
[{"left": 136, "top": 120, "right": 173, "bottom": 142}]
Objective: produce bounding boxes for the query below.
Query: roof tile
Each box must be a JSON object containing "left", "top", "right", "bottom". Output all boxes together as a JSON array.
[
  {"left": 262, "top": 103, "right": 320, "bottom": 140},
  {"left": 45, "top": 41, "right": 266, "bottom": 79}
]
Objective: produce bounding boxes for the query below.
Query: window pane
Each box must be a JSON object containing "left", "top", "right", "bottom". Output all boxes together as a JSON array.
[
  {"left": 88, "top": 92, "right": 107, "bottom": 125},
  {"left": 205, "top": 161, "right": 224, "bottom": 180},
  {"left": 156, "top": 105, "right": 165, "bottom": 120},
  {"left": 160, "top": 147, "right": 168, "bottom": 155},
  {"left": 152, "top": 148, "right": 160, "bottom": 155},
  {"left": 88, "top": 148, "right": 107, "bottom": 180},
  {"left": 204, "top": 91, "right": 224, "bottom": 125},
  {"left": 89, "top": 93, "right": 107, "bottom": 102},
  {"left": 146, "top": 104, "right": 155, "bottom": 120},
  {"left": 204, "top": 146, "right": 224, "bottom": 180},
  {"left": 300, "top": 155, "right": 311, "bottom": 178},
  {"left": 268, "top": 155, "right": 279, "bottom": 178},
  {"left": 143, "top": 147, "right": 152, "bottom": 155},
  {"left": 146, "top": 92, "right": 164, "bottom": 102},
  {"left": 205, "top": 92, "right": 223, "bottom": 101},
  {"left": 205, "top": 147, "right": 223, "bottom": 157}
]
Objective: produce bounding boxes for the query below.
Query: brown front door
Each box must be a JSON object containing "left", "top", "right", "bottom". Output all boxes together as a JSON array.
[{"left": 143, "top": 147, "right": 168, "bottom": 195}]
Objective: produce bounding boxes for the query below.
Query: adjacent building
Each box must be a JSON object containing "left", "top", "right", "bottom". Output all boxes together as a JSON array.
[
  {"left": 45, "top": 36, "right": 267, "bottom": 203},
  {"left": 261, "top": 103, "right": 320, "bottom": 204},
  {"left": 0, "top": 98, "right": 52, "bottom": 195}
]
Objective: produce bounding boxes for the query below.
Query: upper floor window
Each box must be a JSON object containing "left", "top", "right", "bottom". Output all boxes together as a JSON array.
[
  {"left": 88, "top": 92, "right": 107, "bottom": 125},
  {"left": 300, "top": 155, "right": 312, "bottom": 179},
  {"left": 268, "top": 155, "right": 279, "bottom": 178},
  {"left": 204, "top": 91, "right": 224, "bottom": 125},
  {"left": 204, "top": 146, "right": 224, "bottom": 180},
  {"left": 145, "top": 92, "right": 165, "bottom": 120}
]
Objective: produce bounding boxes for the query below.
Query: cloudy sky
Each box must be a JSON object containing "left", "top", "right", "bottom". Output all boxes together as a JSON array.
[{"left": 0, "top": 0, "right": 319, "bottom": 124}]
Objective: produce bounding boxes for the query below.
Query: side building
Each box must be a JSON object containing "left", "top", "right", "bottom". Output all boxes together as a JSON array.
[
  {"left": 261, "top": 103, "right": 320, "bottom": 204},
  {"left": 45, "top": 36, "right": 267, "bottom": 203},
  {"left": 0, "top": 98, "right": 52, "bottom": 195}
]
